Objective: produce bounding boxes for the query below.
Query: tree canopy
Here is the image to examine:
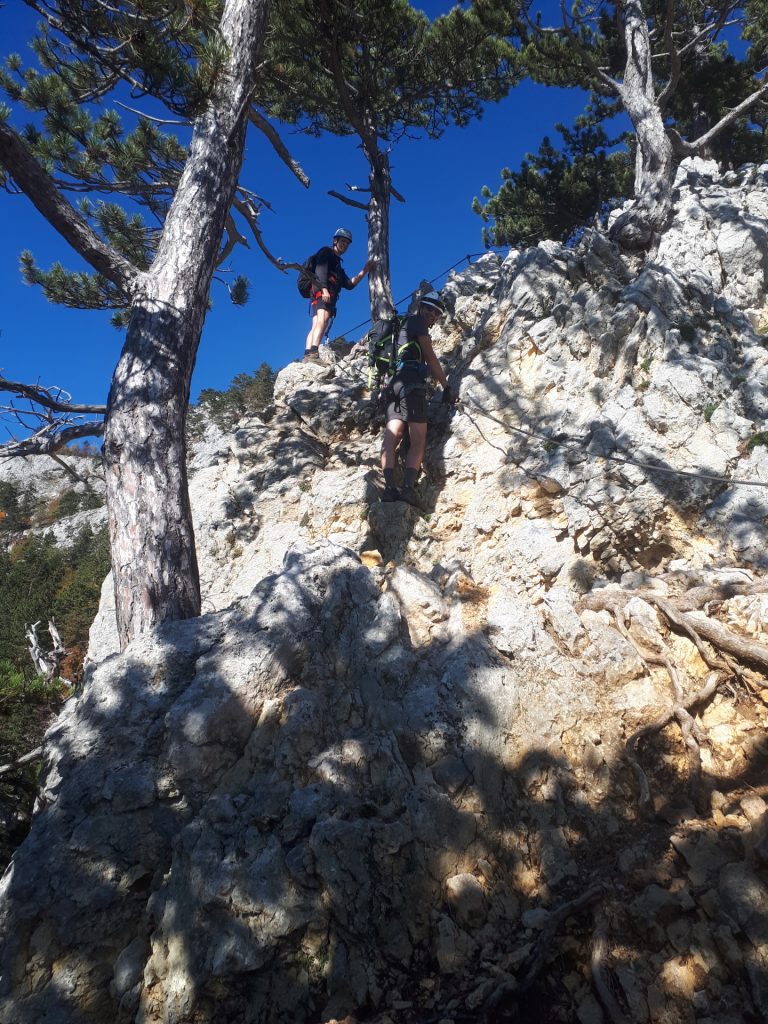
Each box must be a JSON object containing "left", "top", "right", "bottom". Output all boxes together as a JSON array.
[
  {"left": 473, "top": 100, "right": 633, "bottom": 246},
  {"left": 476, "top": 0, "right": 768, "bottom": 248},
  {"left": 262, "top": 0, "right": 522, "bottom": 316}
]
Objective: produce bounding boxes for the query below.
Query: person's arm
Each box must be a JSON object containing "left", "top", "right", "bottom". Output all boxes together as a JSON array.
[{"left": 345, "top": 259, "right": 375, "bottom": 289}]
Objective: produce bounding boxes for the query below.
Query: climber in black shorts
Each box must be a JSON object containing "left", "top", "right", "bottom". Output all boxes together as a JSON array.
[
  {"left": 303, "top": 228, "right": 373, "bottom": 361},
  {"left": 381, "top": 291, "right": 457, "bottom": 505}
]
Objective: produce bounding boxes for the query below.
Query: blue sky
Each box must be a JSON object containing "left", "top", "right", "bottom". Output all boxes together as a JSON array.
[{"left": 0, "top": 1, "right": 591, "bottom": 409}]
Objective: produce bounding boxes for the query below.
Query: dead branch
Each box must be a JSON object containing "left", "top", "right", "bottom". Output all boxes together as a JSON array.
[
  {"left": 248, "top": 109, "right": 310, "bottom": 187},
  {"left": 328, "top": 189, "right": 369, "bottom": 211},
  {"left": 345, "top": 180, "right": 405, "bottom": 202},
  {"left": 26, "top": 620, "right": 70, "bottom": 685},
  {"left": 217, "top": 212, "right": 249, "bottom": 266},
  {"left": 0, "top": 746, "right": 43, "bottom": 778},
  {"left": 114, "top": 100, "right": 190, "bottom": 126},
  {"left": 231, "top": 195, "right": 297, "bottom": 273},
  {"left": 0, "top": 376, "right": 106, "bottom": 415},
  {"left": 0, "top": 374, "right": 105, "bottom": 457},
  {"left": 0, "top": 421, "right": 104, "bottom": 459},
  {"left": 48, "top": 451, "right": 101, "bottom": 485}
]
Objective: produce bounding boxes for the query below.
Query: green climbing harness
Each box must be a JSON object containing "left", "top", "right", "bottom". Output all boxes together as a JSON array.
[{"left": 366, "top": 313, "right": 431, "bottom": 392}]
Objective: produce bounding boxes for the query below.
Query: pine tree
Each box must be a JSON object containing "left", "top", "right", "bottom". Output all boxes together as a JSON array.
[
  {"left": 473, "top": 102, "right": 634, "bottom": 247},
  {"left": 262, "top": 0, "right": 521, "bottom": 318},
  {"left": 0, "top": 1, "right": 269, "bottom": 646},
  {"left": 513, "top": 0, "right": 768, "bottom": 249}
]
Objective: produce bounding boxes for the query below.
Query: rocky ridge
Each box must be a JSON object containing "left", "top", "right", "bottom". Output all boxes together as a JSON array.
[{"left": 3, "top": 158, "right": 768, "bottom": 1023}]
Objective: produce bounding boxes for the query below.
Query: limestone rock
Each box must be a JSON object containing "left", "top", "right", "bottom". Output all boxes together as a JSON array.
[{"left": 4, "top": 163, "right": 768, "bottom": 1023}]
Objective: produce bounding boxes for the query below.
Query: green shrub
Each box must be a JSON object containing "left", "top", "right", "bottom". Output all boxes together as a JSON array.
[
  {"left": 0, "top": 481, "right": 38, "bottom": 537},
  {"left": 0, "top": 660, "right": 67, "bottom": 868},
  {"left": 189, "top": 362, "right": 276, "bottom": 436},
  {"left": 747, "top": 431, "right": 768, "bottom": 452},
  {"left": 38, "top": 486, "right": 105, "bottom": 525}
]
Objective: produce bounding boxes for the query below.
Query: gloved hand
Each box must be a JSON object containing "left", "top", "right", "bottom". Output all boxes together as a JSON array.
[{"left": 442, "top": 384, "right": 458, "bottom": 405}]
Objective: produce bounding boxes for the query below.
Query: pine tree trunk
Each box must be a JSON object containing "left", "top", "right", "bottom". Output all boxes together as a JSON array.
[
  {"left": 103, "top": 0, "right": 269, "bottom": 648},
  {"left": 609, "top": 0, "right": 675, "bottom": 249},
  {"left": 367, "top": 151, "right": 395, "bottom": 320}
]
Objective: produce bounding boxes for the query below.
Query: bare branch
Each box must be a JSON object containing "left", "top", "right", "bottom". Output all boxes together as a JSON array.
[
  {"left": 48, "top": 451, "right": 100, "bottom": 484},
  {"left": 231, "top": 195, "right": 309, "bottom": 278},
  {"left": 114, "top": 100, "right": 191, "bottom": 127},
  {"left": 25, "top": 619, "right": 71, "bottom": 685},
  {"left": 248, "top": 109, "right": 310, "bottom": 187},
  {"left": 0, "top": 122, "right": 139, "bottom": 295},
  {"left": 217, "top": 212, "right": 249, "bottom": 267},
  {"left": 0, "top": 746, "right": 44, "bottom": 778},
  {"left": 686, "top": 79, "right": 768, "bottom": 154},
  {"left": 676, "top": 11, "right": 742, "bottom": 60},
  {"left": 328, "top": 189, "right": 369, "bottom": 211},
  {"left": 0, "top": 421, "right": 105, "bottom": 459},
  {"left": 0, "top": 376, "right": 106, "bottom": 416},
  {"left": 656, "top": 0, "right": 681, "bottom": 109}
]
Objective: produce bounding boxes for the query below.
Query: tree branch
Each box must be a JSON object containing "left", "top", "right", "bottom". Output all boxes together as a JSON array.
[
  {"left": 217, "top": 213, "right": 248, "bottom": 266},
  {"left": 114, "top": 100, "right": 191, "bottom": 126},
  {"left": 686, "top": 78, "right": 768, "bottom": 154},
  {"left": 231, "top": 195, "right": 310, "bottom": 278},
  {"left": 558, "top": 0, "right": 621, "bottom": 94},
  {"left": 0, "top": 422, "right": 105, "bottom": 458},
  {"left": 0, "top": 376, "right": 106, "bottom": 415},
  {"left": 248, "top": 108, "right": 310, "bottom": 187},
  {"left": 0, "top": 746, "right": 44, "bottom": 778},
  {"left": 656, "top": 0, "right": 681, "bottom": 109},
  {"left": 0, "top": 122, "right": 139, "bottom": 295},
  {"left": 328, "top": 189, "right": 369, "bottom": 210}
]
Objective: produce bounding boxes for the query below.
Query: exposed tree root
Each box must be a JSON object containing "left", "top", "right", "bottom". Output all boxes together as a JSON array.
[
  {"left": 625, "top": 672, "right": 722, "bottom": 814},
  {"left": 591, "top": 906, "right": 631, "bottom": 1024},
  {"left": 611, "top": 610, "right": 708, "bottom": 813},
  {"left": 483, "top": 884, "right": 604, "bottom": 1022},
  {"left": 581, "top": 579, "right": 768, "bottom": 812}
]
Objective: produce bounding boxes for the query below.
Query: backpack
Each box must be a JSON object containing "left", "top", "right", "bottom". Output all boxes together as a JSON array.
[
  {"left": 297, "top": 254, "right": 317, "bottom": 298},
  {"left": 366, "top": 314, "right": 402, "bottom": 390}
]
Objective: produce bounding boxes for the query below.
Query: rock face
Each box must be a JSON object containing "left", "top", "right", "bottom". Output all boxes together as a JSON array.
[{"left": 3, "top": 161, "right": 768, "bottom": 1023}]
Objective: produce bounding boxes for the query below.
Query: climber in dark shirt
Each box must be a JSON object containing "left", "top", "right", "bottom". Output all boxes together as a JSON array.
[
  {"left": 381, "top": 291, "right": 457, "bottom": 505},
  {"left": 304, "top": 227, "right": 373, "bottom": 362}
]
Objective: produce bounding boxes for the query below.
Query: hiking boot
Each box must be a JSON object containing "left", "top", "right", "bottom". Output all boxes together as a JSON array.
[
  {"left": 381, "top": 485, "right": 401, "bottom": 502},
  {"left": 303, "top": 348, "right": 320, "bottom": 362},
  {"left": 400, "top": 486, "right": 422, "bottom": 509}
]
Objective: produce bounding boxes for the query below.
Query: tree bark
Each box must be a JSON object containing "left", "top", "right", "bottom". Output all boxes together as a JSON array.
[
  {"left": 609, "top": 0, "right": 675, "bottom": 249},
  {"left": 104, "top": 0, "right": 269, "bottom": 647},
  {"left": 367, "top": 149, "right": 395, "bottom": 321}
]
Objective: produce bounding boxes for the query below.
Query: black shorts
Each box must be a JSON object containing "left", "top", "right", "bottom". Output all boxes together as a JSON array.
[
  {"left": 386, "top": 374, "right": 427, "bottom": 424},
  {"left": 310, "top": 291, "right": 337, "bottom": 315}
]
